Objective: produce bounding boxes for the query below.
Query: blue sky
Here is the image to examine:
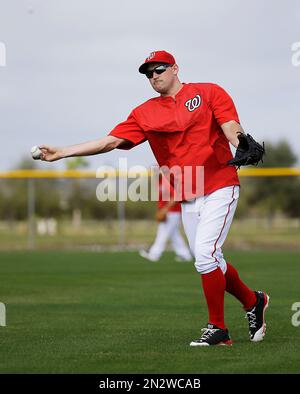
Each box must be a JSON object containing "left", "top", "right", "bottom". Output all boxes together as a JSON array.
[{"left": 0, "top": 0, "right": 299, "bottom": 170}]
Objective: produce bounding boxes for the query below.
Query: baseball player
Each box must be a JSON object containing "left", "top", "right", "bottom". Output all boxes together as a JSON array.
[
  {"left": 38, "top": 50, "right": 268, "bottom": 346},
  {"left": 139, "top": 173, "right": 192, "bottom": 262}
]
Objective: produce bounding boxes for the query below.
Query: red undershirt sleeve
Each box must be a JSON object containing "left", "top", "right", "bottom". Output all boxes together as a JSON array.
[
  {"left": 108, "top": 110, "right": 147, "bottom": 150},
  {"left": 209, "top": 84, "right": 240, "bottom": 126}
]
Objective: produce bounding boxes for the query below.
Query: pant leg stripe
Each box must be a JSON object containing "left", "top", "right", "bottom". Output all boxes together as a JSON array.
[{"left": 211, "top": 186, "right": 236, "bottom": 265}]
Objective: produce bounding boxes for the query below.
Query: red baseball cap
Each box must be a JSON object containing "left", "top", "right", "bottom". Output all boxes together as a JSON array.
[{"left": 138, "top": 51, "right": 176, "bottom": 74}]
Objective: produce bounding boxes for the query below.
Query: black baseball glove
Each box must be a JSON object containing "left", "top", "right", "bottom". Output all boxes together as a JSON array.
[{"left": 227, "top": 133, "right": 265, "bottom": 168}]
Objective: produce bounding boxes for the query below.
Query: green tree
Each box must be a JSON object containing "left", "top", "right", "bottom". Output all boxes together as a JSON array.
[
  {"left": 64, "top": 157, "right": 90, "bottom": 225},
  {"left": 242, "top": 140, "right": 300, "bottom": 218},
  {"left": 65, "top": 157, "right": 89, "bottom": 170},
  {"left": 0, "top": 156, "right": 62, "bottom": 220}
]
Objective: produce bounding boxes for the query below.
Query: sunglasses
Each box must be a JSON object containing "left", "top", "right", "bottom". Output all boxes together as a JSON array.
[{"left": 145, "top": 64, "right": 172, "bottom": 79}]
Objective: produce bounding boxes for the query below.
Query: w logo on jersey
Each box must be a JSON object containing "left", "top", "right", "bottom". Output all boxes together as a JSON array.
[{"left": 185, "top": 95, "right": 201, "bottom": 112}]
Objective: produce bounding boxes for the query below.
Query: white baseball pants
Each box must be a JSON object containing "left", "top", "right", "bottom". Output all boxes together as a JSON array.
[
  {"left": 181, "top": 185, "right": 239, "bottom": 274},
  {"left": 147, "top": 212, "right": 192, "bottom": 261}
]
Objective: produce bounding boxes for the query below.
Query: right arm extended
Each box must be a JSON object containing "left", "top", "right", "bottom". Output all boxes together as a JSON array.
[{"left": 39, "top": 135, "right": 125, "bottom": 162}]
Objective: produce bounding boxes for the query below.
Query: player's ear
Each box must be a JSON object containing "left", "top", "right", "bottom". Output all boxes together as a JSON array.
[{"left": 172, "top": 63, "right": 179, "bottom": 75}]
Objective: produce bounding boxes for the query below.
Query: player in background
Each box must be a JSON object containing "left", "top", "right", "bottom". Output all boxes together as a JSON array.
[
  {"left": 36, "top": 50, "right": 268, "bottom": 346},
  {"left": 139, "top": 173, "right": 192, "bottom": 262}
]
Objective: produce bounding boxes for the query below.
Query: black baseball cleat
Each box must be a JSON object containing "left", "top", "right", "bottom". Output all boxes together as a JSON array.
[
  {"left": 190, "top": 324, "right": 233, "bottom": 346},
  {"left": 245, "top": 291, "right": 270, "bottom": 342}
]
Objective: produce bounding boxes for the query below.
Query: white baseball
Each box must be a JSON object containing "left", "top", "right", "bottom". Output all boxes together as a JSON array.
[{"left": 31, "top": 145, "right": 42, "bottom": 160}]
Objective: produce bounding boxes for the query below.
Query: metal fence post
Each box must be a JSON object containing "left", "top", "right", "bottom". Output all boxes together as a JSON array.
[
  {"left": 117, "top": 200, "right": 126, "bottom": 249},
  {"left": 27, "top": 178, "right": 36, "bottom": 249},
  {"left": 0, "top": 302, "right": 6, "bottom": 327}
]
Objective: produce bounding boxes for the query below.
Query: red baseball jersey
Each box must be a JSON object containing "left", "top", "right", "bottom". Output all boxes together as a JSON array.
[
  {"left": 158, "top": 174, "right": 181, "bottom": 212},
  {"left": 109, "top": 83, "right": 240, "bottom": 201}
]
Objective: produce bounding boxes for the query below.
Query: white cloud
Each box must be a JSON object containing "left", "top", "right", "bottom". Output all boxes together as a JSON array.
[{"left": 0, "top": 0, "right": 299, "bottom": 170}]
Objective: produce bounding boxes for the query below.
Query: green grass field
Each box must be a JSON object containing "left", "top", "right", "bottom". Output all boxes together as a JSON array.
[
  {"left": 0, "top": 250, "right": 300, "bottom": 373},
  {"left": 1, "top": 219, "right": 300, "bottom": 251}
]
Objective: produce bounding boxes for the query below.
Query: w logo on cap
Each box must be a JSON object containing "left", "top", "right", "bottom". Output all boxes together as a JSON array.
[
  {"left": 147, "top": 52, "right": 156, "bottom": 61},
  {"left": 185, "top": 95, "right": 201, "bottom": 112}
]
